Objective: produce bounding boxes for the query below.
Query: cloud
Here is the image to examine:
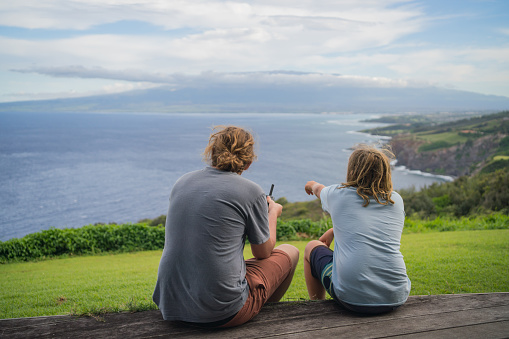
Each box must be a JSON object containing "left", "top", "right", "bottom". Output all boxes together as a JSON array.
[
  {"left": 0, "top": 0, "right": 425, "bottom": 60},
  {"left": 1, "top": 0, "right": 508, "bottom": 100},
  {"left": 2, "top": 81, "right": 159, "bottom": 102},
  {"left": 0, "top": 9, "right": 424, "bottom": 72},
  {"left": 13, "top": 65, "right": 176, "bottom": 83},
  {"left": 0, "top": 1, "right": 419, "bottom": 30},
  {"left": 11, "top": 66, "right": 424, "bottom": 90},
  {"left": 0, "top": 1, "right": 427, "bottom": 77},
  {"left": 501, "top": 28, "right": 509, "bottom": 36}
]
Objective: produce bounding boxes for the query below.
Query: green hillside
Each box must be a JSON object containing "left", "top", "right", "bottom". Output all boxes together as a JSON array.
[{"left": 364, "top": 111, "right": 509, "bottom": 175}]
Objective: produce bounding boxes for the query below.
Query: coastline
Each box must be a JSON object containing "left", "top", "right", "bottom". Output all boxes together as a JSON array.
[{"left": 393, "top": 164, "right": 455, "bottom": 182}]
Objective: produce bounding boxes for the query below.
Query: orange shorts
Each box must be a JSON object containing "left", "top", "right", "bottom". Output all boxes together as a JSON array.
[{"left": 221, "top": 249, "right": 293, "bottom": 328}]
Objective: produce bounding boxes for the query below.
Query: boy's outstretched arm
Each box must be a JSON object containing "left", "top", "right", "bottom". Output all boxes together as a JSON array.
[{"left": 304, "top": 181, "right": 325, "bottom": 200}]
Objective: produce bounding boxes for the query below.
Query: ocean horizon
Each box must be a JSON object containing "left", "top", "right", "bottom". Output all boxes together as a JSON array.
[{"left": 0, "top": 111, "right": 452, "bottom": 241}]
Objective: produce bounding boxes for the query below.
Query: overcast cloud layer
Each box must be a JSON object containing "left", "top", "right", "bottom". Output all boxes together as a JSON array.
[{"left": 1, "top": 0, "right": 508, "bottom": 102}]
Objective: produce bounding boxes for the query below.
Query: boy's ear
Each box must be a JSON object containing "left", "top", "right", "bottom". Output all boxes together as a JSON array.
[{"left": 244, "top": 162, "right": 252, "bottom": 171}]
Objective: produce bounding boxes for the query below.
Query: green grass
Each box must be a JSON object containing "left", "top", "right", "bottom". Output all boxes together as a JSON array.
[
  {"left": 403, "top": 214, "right": 509, "bottom": 233},
  {"left": 401, "top": 231, "right": 509, "bottom": 295},
  {"left": 0, "top": 251, "right": 161, "bottom": 319},
  {"left": 416, "top": 131, "right": 468, "bottom": 145},
  {"left": 1, "top": 230, "right": 508, "bottom": 319}
]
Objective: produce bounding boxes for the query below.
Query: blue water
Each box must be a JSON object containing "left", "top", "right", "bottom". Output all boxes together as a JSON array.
[{"left": 0, "top": 112, "right": 449, "bottom": 241}]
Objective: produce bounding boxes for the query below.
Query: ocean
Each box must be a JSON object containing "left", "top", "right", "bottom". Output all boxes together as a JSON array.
[{"left": 0, "top": 112, "right": 451, "bottom": 241}]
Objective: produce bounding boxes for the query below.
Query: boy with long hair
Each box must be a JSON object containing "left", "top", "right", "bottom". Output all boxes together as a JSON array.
[{"left": 304, "top": 144, "right": 411, "bottom": 314}]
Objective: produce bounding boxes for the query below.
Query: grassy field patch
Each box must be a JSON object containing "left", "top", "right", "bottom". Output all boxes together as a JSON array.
[
  {"left": 401, "top": 231, "right": 509, "bottom": 295},
  {"left": 1, "top": 251, "right": 160, "bottom": 319},
  {"left": 416, "top": 131, "right": 468, "bottom": 146},
  {"left": 1, "top": 230, "right": 508, "bottom": 319}
]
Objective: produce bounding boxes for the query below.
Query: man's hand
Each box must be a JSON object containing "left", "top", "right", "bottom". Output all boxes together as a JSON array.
[{"left": 267, "top": 196, "right": 283, "bottom": 217}]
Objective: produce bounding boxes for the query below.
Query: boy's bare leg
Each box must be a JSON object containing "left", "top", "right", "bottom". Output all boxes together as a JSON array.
[
  {"left": 304, "top": 240, "right": 327, "bottom": 300},
  {"left": 267, "top": 244, "right": 299, "bottom": 302}
]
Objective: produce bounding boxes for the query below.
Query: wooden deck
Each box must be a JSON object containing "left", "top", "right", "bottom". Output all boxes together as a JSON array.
[{"left": 1, "top": 293, "right": 508, "bottom": 338}]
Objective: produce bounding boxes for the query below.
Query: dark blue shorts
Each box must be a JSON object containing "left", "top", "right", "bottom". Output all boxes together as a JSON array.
[
  {"left": 309, "top": 245, "right": 334, "bottom": 297},
  {"left": 309, "top": 245, "right": 401, "bottom": 315}
]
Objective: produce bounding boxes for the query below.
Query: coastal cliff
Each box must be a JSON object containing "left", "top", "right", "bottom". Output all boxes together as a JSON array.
[
  {"left": 364, "top": 111, "right": 509, "bottom": 177},
  {"left": 391, "top": 133, "right": 506, "bottom": 176}
]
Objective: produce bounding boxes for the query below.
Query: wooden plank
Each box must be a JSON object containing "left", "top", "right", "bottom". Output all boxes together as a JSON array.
[
  {"left": 388, "top": 321, "right": 509, "bottom": 339},
  {"left": 272, "top": 305, "right": 509, "bottom": 338},
  {"left": 181, "top": 293, "right": 509, "bottom": 339},
  {"left": 1, "top": 313, "right": 200, "bottom": 339},
  {"left": 0, "top": 293, "right": 508, "bottom": 339}
]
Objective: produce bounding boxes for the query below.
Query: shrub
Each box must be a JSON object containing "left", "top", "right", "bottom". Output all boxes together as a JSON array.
[
  {"left": 400, "top": 168, "right": 509, "bottom": 218},
  {"left": 138, "top": 214, "right": 166, "bottom": 226},
  {"left": 496, "top": 135, "right": 509, "bottom": 156},
  {"left": 276, "top": 218, "right": 332, "bottom": 241},
  {"left": 0, "top": 223, "right": 165, "bottom": 263},
  {"left": 481, "top": 159, "right": 509, "bottom": 174}
]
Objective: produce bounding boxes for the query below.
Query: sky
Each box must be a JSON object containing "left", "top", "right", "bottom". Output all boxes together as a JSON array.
[{"left": 0, "top": 0, "right": 508, "bottom": 103}]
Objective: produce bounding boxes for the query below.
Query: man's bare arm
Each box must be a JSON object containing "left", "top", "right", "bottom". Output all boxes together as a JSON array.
[{"left": 250, "top": 197, "right": 282, "bottom": 259}]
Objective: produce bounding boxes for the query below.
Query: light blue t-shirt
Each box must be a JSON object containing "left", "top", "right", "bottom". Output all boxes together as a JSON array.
[{"left": 321, "top": 185, "right": 411, "bottom": 307}]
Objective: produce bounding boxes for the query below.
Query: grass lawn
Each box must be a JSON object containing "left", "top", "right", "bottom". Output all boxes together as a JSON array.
[{"left": 1, "top": 230, "right": 508, "bottom": 319}]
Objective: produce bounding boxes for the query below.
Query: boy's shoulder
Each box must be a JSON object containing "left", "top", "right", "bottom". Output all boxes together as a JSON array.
[
  {"left": 391, "top": 190, "right": 402, "bottom": 198},
  {"left": 325, "top": 185, "right": 355, "bottom": 194},
  {"left": 322, "top": 185, "right": 357, "bottom": 201},
  {"left": 391, "top": 191, "right": 404, "bottom": 205},
  {"left": 326, "top": 186, "right": 403, "bottom": 206}
]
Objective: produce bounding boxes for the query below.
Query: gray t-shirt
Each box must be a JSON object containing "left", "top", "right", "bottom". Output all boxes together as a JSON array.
[
  {"left": 321, "top": 185, "right": 411, "bottom": 307},
  {"left": 152, "top": 167, "right": 270, "bottom": 322}
]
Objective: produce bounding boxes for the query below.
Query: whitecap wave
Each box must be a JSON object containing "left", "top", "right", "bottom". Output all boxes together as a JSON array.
[
  {"left": 393, "top": 165, "right": 455, "bottom": 182},
  {"left": 325, "top": 119, "right": 366, "bottom": 126},
  {"left": 346, "top": 130, "right": 392, "bottom": 140}
]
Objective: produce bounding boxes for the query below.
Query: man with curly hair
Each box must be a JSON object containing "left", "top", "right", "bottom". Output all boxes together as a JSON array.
[{"left": 153, "top": 126, "right": 299, "bottom": 327}]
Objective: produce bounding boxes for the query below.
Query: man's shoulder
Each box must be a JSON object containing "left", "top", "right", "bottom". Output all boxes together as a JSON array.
[
  {"left": 176, "top": 167, "right": 264, "bottom": 199},
  {"left": 175, "top": 168, "right": 206, "bottom": 183},
  {"left": 230, "top": 176, "right": 265, "bottom": 199}
]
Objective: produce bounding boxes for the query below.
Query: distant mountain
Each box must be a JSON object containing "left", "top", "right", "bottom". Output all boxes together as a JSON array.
[{"left": 1, "top": 83, "right": 509, "bottom": 113}]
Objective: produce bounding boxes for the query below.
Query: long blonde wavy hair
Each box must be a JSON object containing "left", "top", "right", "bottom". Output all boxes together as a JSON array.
[
  {"left": 203, "top": 126, "right": 256, "bottom": 174},
  {"left": 341, "top": 144, "right": 395, "bottom": 207}
]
